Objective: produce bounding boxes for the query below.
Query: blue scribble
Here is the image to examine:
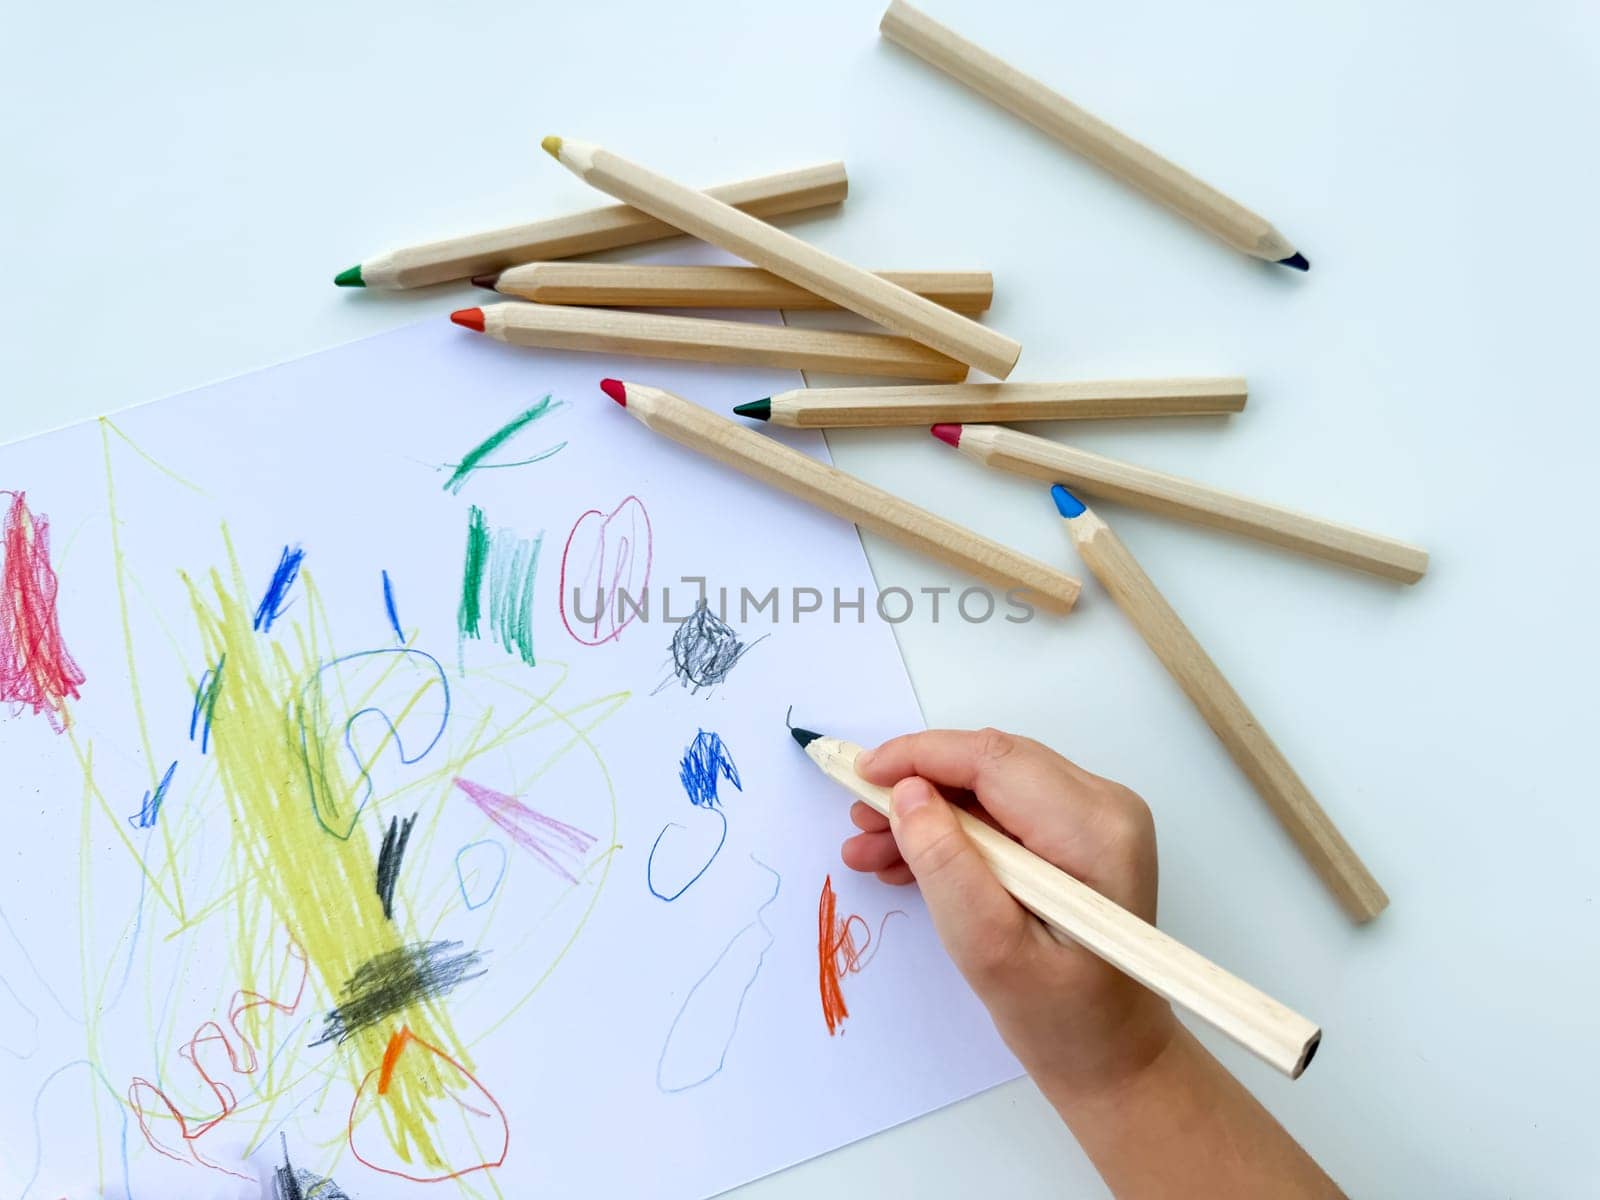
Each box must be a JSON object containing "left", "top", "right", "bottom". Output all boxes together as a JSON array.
[
  {"left": 188, "top": 657, "right": 224, "bottom": 753},
  {"left": 679, "top": 730, "right": 741, "bottom": 808},
  {"left": 252, "top": 544, "right": 305, "bottom": 632},
  {"left": 22, "top": 1058, "right": 132, "bottom": 1200},
  {"left": 382, "top": 570, "right": 404, "bottom": 642},
  {"left": 649, "top": 731, "right": 742, "bottom": 901},
  {"left": 129, "top": 761, "right": 177, "bottom": 830},
  {"left": 0, "top": 973, "right": 39, "bottom": 1060},
  {"left": 455, "top": 840, "right": 509, "bottom": 910},
  {"left": 296, "top": 648, "right": 450, "bottom": 840},
  {"left": 656, "top": 856, "right": 781, "bottom": 1093},
  {"left": 647, "top": 813, "right": 727, "bottom": 902}
]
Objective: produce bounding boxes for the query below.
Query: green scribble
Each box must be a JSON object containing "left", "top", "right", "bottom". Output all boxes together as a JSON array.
[
  {"left": 488, "top": 529, "right": 543, "bottom": 666},
  {"left": 443, "top": 396, "right": 564, "bottom": 494},
  {"left": 458, "top": 506, "right": 490, "bottom": 639}
]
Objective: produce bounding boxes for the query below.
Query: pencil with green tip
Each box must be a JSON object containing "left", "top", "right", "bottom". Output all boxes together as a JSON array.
[
  {"left": 1051, "top": 483, "right": 1387, "bottom": 923},
  {"left": 792, "top": 724, "right": 1323, "bottom": 1078},
  {"left": 541, "top": 136, "right": 1022, "bottom": 378}
]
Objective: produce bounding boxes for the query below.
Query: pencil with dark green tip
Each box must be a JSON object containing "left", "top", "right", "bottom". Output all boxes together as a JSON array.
[{"left": 331, "top": 162, "right": 848, "bottom": 289}]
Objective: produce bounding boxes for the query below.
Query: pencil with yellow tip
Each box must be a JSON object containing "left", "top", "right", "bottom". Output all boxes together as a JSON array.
[
  {"left": 541, "top": 136, "right": 1022, "bottom": 378},
  {"left": 1051, "top": 484, "right": 1388, "bottom": 923}
]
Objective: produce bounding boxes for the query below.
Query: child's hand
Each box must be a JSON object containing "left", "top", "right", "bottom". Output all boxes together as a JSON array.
[{"left": 843, "top": 728, "right": 1177, "bottom": 1097}]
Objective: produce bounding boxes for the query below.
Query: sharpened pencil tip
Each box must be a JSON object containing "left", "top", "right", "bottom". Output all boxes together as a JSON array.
[
  {"left": 733, "top": 398, "right": 772, "bottom": 421},
  {"left": 450, "top": 307, "right": 485, "bottom": 332},
  {"left": 334, "top": 265, "right": 364, "bottom": 288},
  {"left": 470, "top": 273, "right": 500, "bottom": 291},
  {"left": 1277, "top": 252, "right": 1311, "bottom": 272},
  {"left": 599, "top": 378, "right": 627, "bottom": 407},
  {"left": 541, "top": 135, "right": 563, "bottom": 159},
  {"left": 1051, "top": 484, "right": 1086, "bottom": 519},
  {"left": 930, "top": 423, "right": 962, "bottom": 448},
  {"left": 790, "top": 726, "right": 822, "bottom": 748}
]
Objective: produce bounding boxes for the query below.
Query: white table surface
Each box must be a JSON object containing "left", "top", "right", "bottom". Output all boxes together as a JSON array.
[{"left": 5, "top": 1, "right": 1597, "bottom": 1195}]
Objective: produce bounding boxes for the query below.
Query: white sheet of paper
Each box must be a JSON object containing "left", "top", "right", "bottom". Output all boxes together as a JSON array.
[{"left": 0, "top": 316, "right": 1018, "bottom": 1200}]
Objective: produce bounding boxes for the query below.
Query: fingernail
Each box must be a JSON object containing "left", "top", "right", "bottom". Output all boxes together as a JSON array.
[{"left": 892, "top": 777, "right": 932, "bottom": 818}]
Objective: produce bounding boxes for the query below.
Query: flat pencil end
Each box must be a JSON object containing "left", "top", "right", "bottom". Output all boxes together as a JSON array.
[{"left": 1276, "top": 251, "right": 1311, "bottom": 272}]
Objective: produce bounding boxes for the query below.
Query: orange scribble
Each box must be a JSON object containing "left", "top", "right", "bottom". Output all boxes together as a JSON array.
[
  {"left": 818, "top": 875, "right": 901, "bottom": 1036},
  {"left": 128, "top": 937, "right": 309, "bottom": 1180},
  {"left": 348, "top": 1027, "right": 509, "bottom": 1183},
  {"left": 378, "top": 1026, "right": 412, "bottom": 1095}
]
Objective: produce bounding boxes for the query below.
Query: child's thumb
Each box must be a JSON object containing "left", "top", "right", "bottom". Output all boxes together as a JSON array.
[{"left": 888, "top": 776, "right": 1029, "bottom": 982}]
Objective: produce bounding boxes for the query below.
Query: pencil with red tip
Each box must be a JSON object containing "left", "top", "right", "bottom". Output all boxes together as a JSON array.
[
  {"left": 595, "top": 379, "right": 1080, "bottom": 613},
  {"left": 1052, "top": 483, "right": 1387, "bottom": 923},
  {"left": 935, "top": 424, "right": 1428, "bottom": 582}
]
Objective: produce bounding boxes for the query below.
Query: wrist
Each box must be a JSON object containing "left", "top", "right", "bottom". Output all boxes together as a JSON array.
[{"left": 1026, "top": 995, "right": 1181, "bottom": 1108}]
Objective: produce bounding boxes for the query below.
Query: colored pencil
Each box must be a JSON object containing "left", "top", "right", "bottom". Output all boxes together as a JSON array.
[
  {"left": 794, "top": 728, "right": 1321, "bottom": 1078},
  {"left": 1052, "top": 485, "right": 1387, "bottom": 923},
  {"left": 599, "top": 380, "right": 1080, "bottom": 612},
  {"left": 475, "top": 263, "right": 995, "bottom": 313},
  {"left": 333, "top": 162, "right": 848, "bottom": 289},
  {"left": 542, "top": 137, "right": 1022, "bottom": 378},
  {"left": 879, "top": 1, "right": 1308, "bottom": 270},
  {"left": 450, "top": 304, "right": 967, "bottom": 381},
  {"left": 738, "top": 378, "right": 1246, "bottom": 427},
  {"left": 941, "top": 425, "right": 1427, "bottom": 582}
]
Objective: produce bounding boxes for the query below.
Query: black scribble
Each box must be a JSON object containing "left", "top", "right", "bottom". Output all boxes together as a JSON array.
[
  {"left": 310, "top": 940, "right": 486, "bottom": 1047},
  {"left": 273, "top": 1133, "right": 352, "bottom": 1199},
  {"left": 654, "top": 601, "right": 767, "bottom": 696},
  {"left": 375, "top": 812, "right": 417, "bottom": 921}
]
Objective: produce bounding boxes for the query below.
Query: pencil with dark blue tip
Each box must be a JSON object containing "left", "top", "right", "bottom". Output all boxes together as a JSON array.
[{"left": 1052, "top": 484, "right": 1387, "bottom": 923}]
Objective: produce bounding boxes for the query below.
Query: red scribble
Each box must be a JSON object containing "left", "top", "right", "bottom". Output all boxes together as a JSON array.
[
  {"left": 128, "top": 937, "right": 308, "bottom": 1181},
  {"left": 818, "top": 876, "right": 902, "bottom": 1036},
  {"left": 453, "top": 776, "right": 596, "bottom": 884},
  {"left": 348, "top": 1027, "right": 509, "bottom": 1183},
  {"left": 558, "top": 495, "right": 652, "bottom": 645},
  {"left": 0, "top": 492, "right": 86, "bottom": 731}
]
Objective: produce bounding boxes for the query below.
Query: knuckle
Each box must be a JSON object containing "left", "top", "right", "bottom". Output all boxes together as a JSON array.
[
  {"left": 974, "top": 727, "right": 1017, "bottom": 766},
  {"left": 907, "top": 821, "right": 969, "bottom": 880}
]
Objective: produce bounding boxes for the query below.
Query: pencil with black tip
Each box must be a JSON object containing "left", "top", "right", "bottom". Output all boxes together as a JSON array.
[
  {"left": 879, "top": 1, "right": 1309, "bottom": 270},
  {"left": 451, "top": 304, "right": 966, "bottom": 380},
  {"left": 597, "top": 379, "right": 1080, "bottom": 612},
  {"left": 476, "top": 263, "right": 994, "bottom": 313},
  {"left": 937, "top": 424, "right": 1428, "bottom": 582},
  {"left": 333, "top": 161, "right": 848, "bottom": 289},
  {"left": 542, "top": 136, "right": 1022, "bottom": 378},
  {"left": 1051, "top": 484, "right": 1387, "bottom": 923},
  {"left": 736, "top": 379, "right": 1246, "bottom": 427},
  {"left": 792, "top": 726, "right": 1322, "bottom": 1078}
]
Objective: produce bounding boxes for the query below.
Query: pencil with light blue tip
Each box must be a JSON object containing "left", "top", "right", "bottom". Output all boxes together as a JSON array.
[{"left": 1053, "top": 484, "right": 1387, "bottom": 923}]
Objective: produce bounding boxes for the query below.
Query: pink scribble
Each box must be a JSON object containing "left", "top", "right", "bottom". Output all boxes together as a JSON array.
[
  {"left": 0, "top": 492, "right": 86, "bottom": 731},
  {"left": 453, "top": 777, "right": 597, "bottom": 884},
  {"left": 558, "top": 495, "right": 652, "bottom": 645}
]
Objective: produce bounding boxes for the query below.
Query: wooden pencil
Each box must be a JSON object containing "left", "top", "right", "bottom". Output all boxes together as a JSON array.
[
  {"left": 476, "top": 263, "right": 995, "bottom": 313},
  {"left": 1052, "top": 485, "right": 1388, "bottom": 923},
  {"left": 794, "top": 729, "right": 1322, "bottom": 1078},
  {"left": 599, "top": 380, "right": 1080, "bottom": 612},
  {"left": 450, "top": 304, "right": 967, "bottom": 381},
  {"left": 739, "top": 378, "right": 1246, "bottom": 427},
  {"left": 879, "top": 1, "right": 1308, "bottom": 270},
  {"left": 334, "top": 162, "right": 848, "bottom": 289},
  {"left": 542, "top": 137, "right": 1023, "bottom": 378},
  {"left": 942, "top": 425, "right": 1427, "bottom": 582}
]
